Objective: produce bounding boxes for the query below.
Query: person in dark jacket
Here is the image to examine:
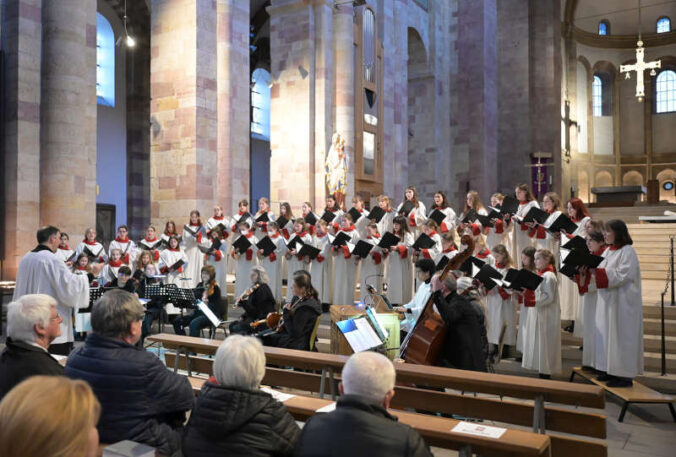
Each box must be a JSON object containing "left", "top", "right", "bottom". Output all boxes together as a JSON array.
[
  {"left": 294, "top": 351, "right": 432, "bottom": 457},
  {"left": 0, "top": 294, "right": 64, "bottom": 399},
  {"left": 262, "top": 271, "right": 321, "bottom": 350},
  {"left": 65, "top": 289, "right": 194, "bottom": 456},
  {"left": 183, "top": 335, "right": 300, "bottom": 457},
  {"left": 230, "top": 266, "right": 277, "bottom": 335},
  {"left": 432, "top": 274, "right": 488, "bottom": 372},
  {"left": 173, "top": 265, "right": 223, "bottom": 337}
]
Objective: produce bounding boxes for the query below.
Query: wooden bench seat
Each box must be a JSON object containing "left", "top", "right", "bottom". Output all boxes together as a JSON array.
[
  {"left": 185, "top": 375, "right": 551, "bottom": 457},
  {"left": 570, "top": 366, "right": 676, "bottom": 422}
]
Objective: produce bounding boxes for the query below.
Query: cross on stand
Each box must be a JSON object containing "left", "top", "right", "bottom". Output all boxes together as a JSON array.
[
  {"left": 620, "top": 40, "right": 661, "bottom": 102},
  {"left": 561, "top": 100, "right": 578, "bottom": 161},
  {"left": 524, "top": 153, "right": 554, "bottom": 197}
]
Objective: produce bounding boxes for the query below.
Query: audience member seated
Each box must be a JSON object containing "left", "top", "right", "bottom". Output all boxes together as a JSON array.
[
  {"left": 65, "top": 289, "right": 194, "bottom": 456},
  {"left": 173, "top": 265, "right": 223, "bottom": 337},
  {"left": 294, "top": 351, "right": 432, "bottom": 457},
  {"left": 431, "top": 274, "right": 488, "bottom": 372},
  {"left": 0, "top": 294, "right": 64, "bottom": 399},
  {"left": 182, "top": 335, "right": 300, "bottom": 457},
  {"left": 0, "top": 376, "right": 100, "bottom": 457},
  {"left": 230, "top": 266, "right": 276, "bottom": 335},
  {"left": 261, "top": 271, "right": 321, "bottom": 350}
]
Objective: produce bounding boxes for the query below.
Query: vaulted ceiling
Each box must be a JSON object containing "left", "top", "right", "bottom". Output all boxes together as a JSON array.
[{"left": 571, "top": 0, "right": 676, "bottom": 36}]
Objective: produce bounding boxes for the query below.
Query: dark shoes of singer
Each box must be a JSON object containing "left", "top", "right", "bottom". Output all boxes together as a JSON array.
[
  {"left": 0, "top": 294, "right": 64, "bottom": 400},
  {"left": 294, "top": 351, "right": 433, "bottom": 457},
  {"left": 65, "top": 289, "right": 194, "bottom": 456}
]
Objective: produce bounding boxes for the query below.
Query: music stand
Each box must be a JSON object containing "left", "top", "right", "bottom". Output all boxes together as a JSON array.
[
  {"left": 81, "top": 287, "right": 104, "bottom": 314},
  {"left": 166, "top": 286, "right": 197, "bottom": 310}
]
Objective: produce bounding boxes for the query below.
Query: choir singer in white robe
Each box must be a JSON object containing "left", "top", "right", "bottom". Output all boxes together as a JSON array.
[{"left": 13, "top": 226, "right": 100, "bottom": 356}]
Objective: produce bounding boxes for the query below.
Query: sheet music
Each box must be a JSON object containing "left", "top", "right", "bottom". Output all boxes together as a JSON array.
[
  {"left": 452, "top": 421, "right": 506, "bottom": 439},
  {"left": 260, "top": 387, "right": 296, "bottom": 403},
  {"left": 316, "top": 402, "right": 336, "bottom": 413},
  {"left": 337, "top": 317, "right": 382, "bottom": 353},
  {"left": 196, "top": 300, "right": 221, "bottom": 327}
]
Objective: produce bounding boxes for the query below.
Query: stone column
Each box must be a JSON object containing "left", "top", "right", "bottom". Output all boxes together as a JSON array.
[
  {"left": 150, "top": 0, "right": 218, "bottom": 224},
  {"left": 217, "top": 0, "right": 250, "bottom": 215},
  {"left": 2, "top": 0, "right": 42, "bottom": 279},
  {"left": 40, "top": 0, "right": 97, "bottom": 238}
]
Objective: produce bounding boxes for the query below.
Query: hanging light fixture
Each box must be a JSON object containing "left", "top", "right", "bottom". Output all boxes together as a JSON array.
[
  {"left": 620, "top": 0, "right": 661, "bottom": 102},
  {"left": 124, "top": 0, "right": 135, "bottom": 47}
]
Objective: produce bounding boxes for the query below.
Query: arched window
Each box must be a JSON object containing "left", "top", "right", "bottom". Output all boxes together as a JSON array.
[
  {"left": 656, "top": 70, "right": 676, "bottom": 113},
  {"left": 96, "top": 13, "right": 115, "bottom": 107},
  {"left": 657, "top": 17, "right": 671, "bottom": 34},
  {"left": 251, "top": 68, "right": 271, "bottom": 140},
  {"left": 592, "top": 75, "right": 603, "bottom": 116},
  {"left": 598, "top": 20, "right": 609, "bottom": 36}
]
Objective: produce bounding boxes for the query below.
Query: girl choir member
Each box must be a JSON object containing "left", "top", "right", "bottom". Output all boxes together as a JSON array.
[
  {"left": 512, "top": 184, "right": 539, "bottom": 267},
  {"left": 258, "top": 221, "right": 287, "bottom": 301},
  {"left": 485, "top": 193, "right": 511, "bottom": 251},
  {"left": 323, "top": 195, "right": 343, "bottom": 233},
  {"left": 351, "top": 195, "right": 371, "bottom": 239},
  {"left": 415, "top": 220, "right": 442, "bottom": 262},
  {"left": 101, "top": 248, "right": 124, "bottom": 286},
  {"left": 516, "top": 246, "right": 536, "bottom": 356},
  {"left": 485, "top": 244, "right": 517, "bottom": 360},
  {"left": 278, "top": 202, "right": 295, "bottom": 239},
  {"left": 310, "top": 220, "right": 333, "bottom": 307},
  {"left": 159, "top": 235, "right": 188, "bottom": 286},
  {"left": 76, "top": 228, "right": 106, "bottom": 263},
  {"left": 459, "top": 191, "right": 488, "bottom": 237},
  {"left": 72, "top": 253, "right": 95, "bottom": 337},
  {"left": 375, "top": 195, "right": 395, "bottom": 234},
  {"left": 522, "top": 249, "right": 562, "bottom": 379},
  {"left": 108, "top": 225, "right": 136, "bottom": 265},
  {"left": 397, "top": 186, "right": 426, "bottom": 238},
  {"left": 139, "top": 225, "right": 162, "bottom": 262},
  {"left": 285, "top": 218, "right": 313, "bottom": 300},
  {"left": 386, "top": 216, "right": 415, "bottom": 306},
  {"left": 331, "top": 214, "right": 359, "bottom": 306},
  {"left": 429, "top": 191, "right": 457, "bottom": 234},
  {"left": 206, "top": 205, "right": 231, "bottom": 260},
  {"left": 529, "top": 192, "right": 561, "bottom": 255},
  {"left": 254, "top": 197, "right": 276, "bottom": 239},
  {"left": 231, "top": 221, "right": 258, "bottom": 298},
  {"left": 357, "top": 223, "right": 385, "bottom": 301},
  {"left": 183, "top": 210, "right": 207, "bottom": 288},
  {"left": 56, "top": 232, "right": 75, "bottom": 264},
  {"left": 301, "top": 201, "right": 318, "bottom": 235},
  {"left": 434, "top": 233, "right": 459, "bottom": 267},
  {"left": 204, "top": 227, "right": 228, "bottom": 291},
  {"left": 232, "top": 199, "right": 254, "bottom": 234}
]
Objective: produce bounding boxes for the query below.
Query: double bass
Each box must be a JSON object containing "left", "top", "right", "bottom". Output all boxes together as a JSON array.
[{"left": 398, "top": 234, "right": 475, "bottom": 365}]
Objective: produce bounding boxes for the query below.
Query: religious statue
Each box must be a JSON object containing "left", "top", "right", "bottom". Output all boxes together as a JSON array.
[{"left": 326, "top": 133, "right": 348, "bottom": 209}]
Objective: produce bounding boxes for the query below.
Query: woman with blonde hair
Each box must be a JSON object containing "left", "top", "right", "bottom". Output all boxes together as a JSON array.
[
  {"left": 397, "top": 186, "right": 427, "bottom": 238},
  {"left": 0, "top": 376, "right": 100, "bottom": 457}
]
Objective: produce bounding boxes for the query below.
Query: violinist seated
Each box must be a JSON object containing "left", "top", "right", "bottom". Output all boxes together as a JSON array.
[
  {"left": 260, "top": 271, "right": 322, "bottom": 351},
  {"left": 173, "top": 265, "right": 223, "bottom": 338},
  {"left": 230, "top": 266, "right": 276, "bottom": 335},
  {"left": 393, "top": 259, "right": 435, "bottom": 337},
  {"left": 431, "top": 274, "right": 488, "bottom": 372}
]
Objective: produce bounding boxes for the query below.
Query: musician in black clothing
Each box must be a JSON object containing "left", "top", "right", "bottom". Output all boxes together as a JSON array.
[
  {"left": 230, "top": 266, "right": 277, "bottom": 335},
  {"left": 262, "top": 272, "right": 321, "bottom": 351},
  {"left": 173, "top": 265, "right": 223, "bottom": 337},
  {"left": 105, "top": 266, "right": 136, "bottom": 293}
]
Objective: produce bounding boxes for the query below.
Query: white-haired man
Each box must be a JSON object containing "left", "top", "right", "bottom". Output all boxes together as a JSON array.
[
  {"left": 0, "top": 294, "right": 64, "bottom": 399},
  {"left": 294, "top": 351, "right": 433, "bottom": 457},
  {"left": 14, "top": 226, "right": 101, "bottom": 355}
]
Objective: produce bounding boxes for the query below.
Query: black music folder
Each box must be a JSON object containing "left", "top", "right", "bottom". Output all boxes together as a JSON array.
[
  {"left": 461, "top": 209, "right": 477, "bottom": 224},
  {"left": 399, "top": 200, "right": 414, "bottom": 216},
  {"left": 459, "top": 256, "right": 485, "bottom": 276},
  {"left": 255, "top": 212, "right": 270, "bottom": 223},
  {"left": 428, "top": 209, "right": 446, "bottom": 226},
  {"left": 473, "top": 264, "right": 503, "bottom": 290},
  {"left": 561, "top": 235, "right": 588, "bottom": 252},
  {"left": 320, "top": 211, "right": 336, "bottom": 224},
  {"left": 412, "top": 233, "right": 436, "bottom": 251},
  {"left": 169, "top": 259, "right": 185, "bottom": 272},
  {"left": 436, "top": 255, "right": 450, "bottom": 272},
  {"left": 237, "top": 212, "right": 252, "bottom": 225},
  {"left": 198, "top": 239, "right": 221, "bottom": 254},
  {"left": 499, "top": 195, "right": 519, "bottom": 216},
  {"left": 521, "top": 207, "right": 550, "bottom": 225},
  {"left": 562, "top": 249, "right": 604, "bottom": 269},
  {"left": 298, "top": 244, "right": 321, "bottom": 260},
  {"left": 377, "top": 232, "right": 400, "bottom": 250},
  {"left": 348, "top": 207, "right": 363, "bottom": 223},
  {"left": 546, "top": 214, "right": 578, "bottom": 234},
  {"left": 475, "top": 214, "right": 494, "bottom": 228},
  {"left": 351, "top": 240, "right": 374, "bottom": 258},
  {"left": 368, "top": 206, "right": 386, "bottom": 223},
  {"left": 330, "top": 232, "right": 351, "bottom": 247},
  {"left": 276, "top": 215, "right": 289, "bottom": 229},
  {"left": 286, "top": 235, "right": 304, "bottom": 251},
  {"left": 504, "top": 269, "right": 543, "bottom": 291},
  {"left": 232, "top": 235, "right": 252, "bottom": 254},
  {"left": 304, "top": 212, "right": 318, "bottom": 226},
  {"left": 256, "top": 236, "right": 277, "bottom": 256}
]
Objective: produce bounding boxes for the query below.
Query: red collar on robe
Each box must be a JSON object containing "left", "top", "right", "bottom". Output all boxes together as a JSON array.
[
  {"left": 341, "top": 226, "right": 355, "bottom": 232},
  {"left": 109, "top": 259, "right": 123, "bottom": 267},
  {"left": 609, "top": 244, "right": 622, "bottom": 251},
  {"left": 546, "top": 209, "right": 554, "bottom": 214},
  {"left": 76, "top": 265, "right": 88, "bottom": 271},
  {"left": 145, "top": 237, "right": 158, "bottom": 242},
  {"left": 519, "top": 200, "right": 529, "bottom": 205},
  {"left": 58, "top": 245, "right": 71, "bottom": 251},
  {"left": 571, "top": 217, "right": 582, "bottom": 223},
  {"left": 296, "top": 231, "right": 308, "bottom": 238},
  {"left": 189, "top": 223, "right": 201, "bottom": 227},
  {"left": 442, "top": 246, "right": 456, "bottom": 253},
  {"left": 83, "top": 239, "right": 98, "bottom": 246},
  {"left": 238, "top": 210, "right": 247, "bottom": 216},
  {"left": 316, "top": 232, "right": 327, "bottom": 238},
  {"left": 476, "top": 248, "right": 491, "bottom": 259},
  {"left": 538, "top": 265, "right": 555, "bottom": 275},
  {"left": 168, "top": 247, "right": 180, "bottom": 252},
  {"left": 244, "top": 232, "right": 254, "bottom": 239},
  {"left": 495, "top": 262, "right": 507, "bottom": 269},
  {"left": 270, "top": 232, "right": 280, "bottom": 239},
  {"left": 368, "top": 234, "right": 381, "bottom": 240},
  {"left": 213, "top": 215, "right": 225, "bottom": 220},
  {"left": 592, "top": 246, "right": 607, "bottom": 256},
  {"left": 115, "top": 236, "right": 130, "bottom": 243},
  {"left": 427, "top": 231, "right": 438, "bottom": 237},
  {"left": 326, "top": 208, "right": 338, "bottom": 213},
  {"left": 256, "top": 210, "right": 268, "bottom": 216}
]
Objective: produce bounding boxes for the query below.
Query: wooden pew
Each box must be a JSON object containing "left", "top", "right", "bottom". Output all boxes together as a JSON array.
[{"left": 184, "top": 375, "right": 551, "bottom": 457}]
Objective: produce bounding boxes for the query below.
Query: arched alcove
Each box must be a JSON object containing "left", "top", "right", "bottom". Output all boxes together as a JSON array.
[
  {"left": 622, "top": 170, "right": 644, "bottom": 186},
  {"left": 595, "top": 170, "right": 613, "bottom": 187},
  {"left": 657, "top": 169, "right": 676, "bottom": 203}
]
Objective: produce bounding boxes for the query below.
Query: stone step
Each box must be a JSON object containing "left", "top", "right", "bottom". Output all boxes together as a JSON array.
[
  {"left": 562, "top": 332, "right": 676, "bottom": 353},
  {"left": 642, "top": 304, "right": 676, "bottom": 319},
  {"left": 644, "top": 318, "right": 676, "bottom": 335}
]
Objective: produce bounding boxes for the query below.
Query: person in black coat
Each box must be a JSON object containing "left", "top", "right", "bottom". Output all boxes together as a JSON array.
[
  {"left": 431, "top": 274, "right": 488, "bottom": 372},
  {"left": 294, "top": 351, "right": 432, "bottom": 457},
  {"left": 183, "top": 335, "right": 300, "bottom": 457},
  {"left": 230, "top": 266, "right": 277, "bottom": 335},
  {"left": 0, "top": 294, "right": 65, "bottom": 399},
  {"left": 262, "top": 271, "right": 321, "bottom": 351},
  {"left": 173, "top": 265, "right": 223, "bottom": 337},
  {"left": 65, "top": 289, "right": 194, "bottom": 456}
]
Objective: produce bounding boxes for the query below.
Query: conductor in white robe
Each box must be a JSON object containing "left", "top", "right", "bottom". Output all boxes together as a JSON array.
[{"left": 13, "top": 226, "right": 100, "bottom": 355}]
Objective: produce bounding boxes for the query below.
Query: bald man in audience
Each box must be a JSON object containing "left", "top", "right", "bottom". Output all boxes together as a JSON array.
[
  {"left": 0, "top": 294, "right": 64, "bottom": 399},
  {"left": 294, "top": 351, "right": 433, "bottom": 457}
]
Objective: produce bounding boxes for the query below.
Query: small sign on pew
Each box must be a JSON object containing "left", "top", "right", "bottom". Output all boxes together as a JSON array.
[
  {"left": 261, "top": 387, "right": 296, "bottom": 403},
  {"left": 316, "top": 402, "right": 337, "bottom": 413},
  {"left": 451, "top": 421, "right": 506, "bottom": 439}
]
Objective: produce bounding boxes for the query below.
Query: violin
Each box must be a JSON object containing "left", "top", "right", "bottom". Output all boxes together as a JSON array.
[
  {"left": 250, "top": 311, "right": 284, "bottom": 332},
  {"left": 233, "top": 283, "right": 261, "bottom": 309}
]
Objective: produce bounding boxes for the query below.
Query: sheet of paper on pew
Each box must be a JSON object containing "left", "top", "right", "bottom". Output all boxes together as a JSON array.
[
  {"left": 102, "top": 440, "right": 154, "bottom": 457},
  {"left": 316, "top": 402, "right": 337, "bottom": 413},
  {"left": 451, "top": 421, "right": 507, "bottom": 439},
  {"left": 260, "top": 387, "right": 296, "bottom": 403}
]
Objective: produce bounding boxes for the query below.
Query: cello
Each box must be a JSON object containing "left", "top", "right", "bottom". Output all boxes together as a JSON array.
[{"left": 398, "top": 234, "right": 475, "bottom": 365}]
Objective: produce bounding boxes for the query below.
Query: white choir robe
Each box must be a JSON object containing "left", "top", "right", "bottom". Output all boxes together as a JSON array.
[
  {"left": 573, "top": 248, "right": 605, "bottom": 368},
  {"left": 76, "top": 240, "right": 107, "bottom": 263},
  {"left": 207, "top": 216, "right": 232, "bottom": 269},
  {"left": 558, "top": 216, "right": 590, "bottom": 327},
  {"left": 108, "top": 238, "right": 137, "bottom": 266},
  {"left": 230, "top": 212, "right": 255, "bottom": 275},
  {"left": 286, "top": 232, "right": 314, "bottom": 300},
  {"left": 485, "top": 264, "right": 518, "bottom": 346},
  {"left": 594, "top": 245, "right": 643, "bottom": 378},
  {"left": 322, "top": 209, "right": 344, "bottom": 234},
  {"left": 428, "top": 206, "right": 457, "bottom": 234},
  {"left": 332, "top": 228, "right": 359, "bottom": 306},
  {"left": 376, "top": 210, "right": 395, "bottom": 236},
  {"left": 253, "top": 210, "right": 276, "bottom": 239},
  {"left": 419, "top": 231, "right": 442, "bottom": 263},
  {"left": 182, "top": 224, "right": 207, "bottom": 288},
  {"left": 522, "top": 270, "right": 562, "bottom": 375},
  {"left": 433, "top": 248, "right": 459, "bottom": 269},
  {"left": 460, "top": 207, "right": 488, "bottom": 238},
  {"left": 512, "top": 200, "right": 539, "bottom": 267},
  {"left": 159, "top": 248, "right": 189, "bottom": 286},
  {"left": 529, "top": 210, "right": 561, "bottom": 256},
  {"left": 55, "top": 246, "right": 75, "bottom": 263},
  {"left": 310, "top": 233, "right": 333, "bottom": 304},
  {"left": 232, "top": 233, "right": 258, "bottom": 298},
  {"left": 13, "top": 248, "right": 89, "bottom": 344},
  {"left": 516, "top": 293, "right": 533, "bottom": 354},
  {"left": 73, "top": 270, "right": 95, "bottom": 333},
  {"left": 358, "top": 236, "right": 385, "bottom": 302},
  {"left": 101, "top": 261, "right": 123, "bottom": 286},
  {"left": 353, "top": 209, "right": 371, "bottom": 239},
  {"left": 301, "top": 212, "right": 319, "bottom": 236},
  {"left": 138, "top": 238, "right": 163, "bottom": 265},
  {"left": 278, "top": 218, "right": 295, "bottom": 282},
  {"left": 387, "top": 233, "right": 414, "bottom": 305},
  {"left": 204, "top": 241, "right": 228, "bottom": 295},
  {"left": 397, "top": 201, "right": 427, "bottom": 239},
  {"left": 260, "top": 234, "right": 287, "bottom": 301},
  {"left": 485, "top": 219, "right": 511, "bottom": 252},
  {"left": 401, "top": 281, "right": 432, "bottom": 333}
]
